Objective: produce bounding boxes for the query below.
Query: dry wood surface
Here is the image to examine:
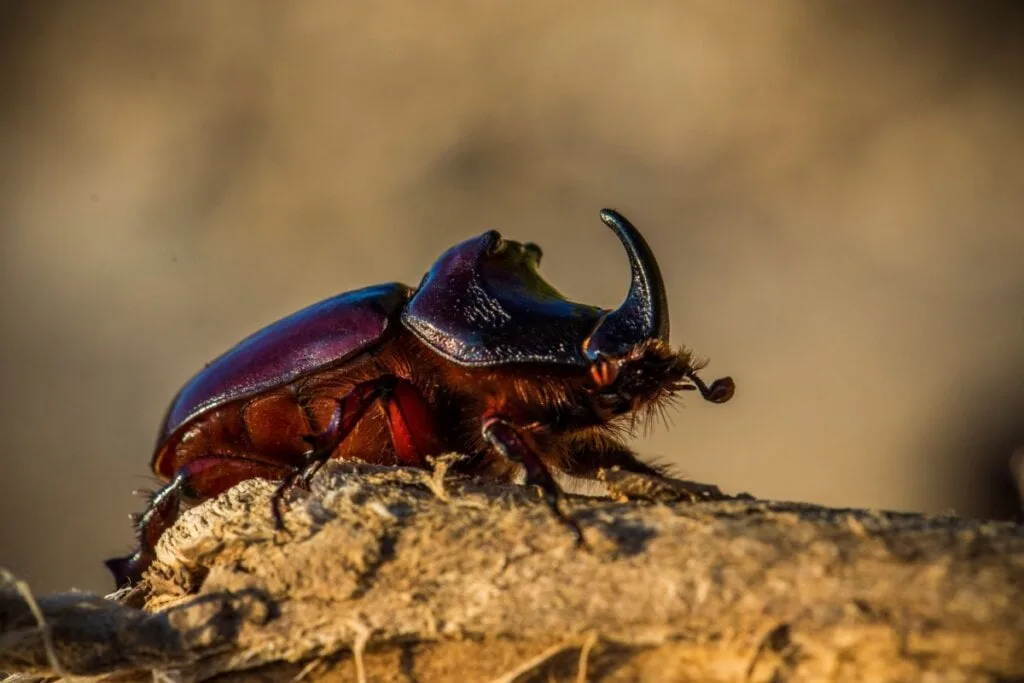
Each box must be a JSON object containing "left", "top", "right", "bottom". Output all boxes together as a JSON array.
[{"left": 2, "top": 459, "right": 1022, "bottom": 682}]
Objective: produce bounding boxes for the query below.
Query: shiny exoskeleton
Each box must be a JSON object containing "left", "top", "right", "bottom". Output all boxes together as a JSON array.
[{"left": 107, "top": 209, "right": 735, "bottom": 587}]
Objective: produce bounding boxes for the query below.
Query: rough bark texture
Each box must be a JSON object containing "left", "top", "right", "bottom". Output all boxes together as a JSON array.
[{"left": 2, "top": 459, "right": 1023, "bottom": 682}]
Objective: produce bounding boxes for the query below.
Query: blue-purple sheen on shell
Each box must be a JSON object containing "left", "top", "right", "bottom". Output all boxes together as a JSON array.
[
  {"left": 157, "top": 283, "right": 412, "bottom": 445},
  {"left": 401, "top": 231, "right": 606, "bottom": 367}
]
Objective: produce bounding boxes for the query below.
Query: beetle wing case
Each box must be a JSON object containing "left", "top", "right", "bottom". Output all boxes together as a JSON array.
[
  {"left": 154, "top": 282, "right": 412, "bottom": 471},
  {"left": 401, "top": 231, "right": 605, "bottom": 367}
]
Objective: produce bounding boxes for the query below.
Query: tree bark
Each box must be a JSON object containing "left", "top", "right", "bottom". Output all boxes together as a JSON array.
[{"left": 2, "top": 459, "right": 1023, "bottom": 682}]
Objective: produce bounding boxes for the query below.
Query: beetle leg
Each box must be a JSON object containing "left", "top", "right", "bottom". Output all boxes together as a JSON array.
[
  {"left": 481, "top": 416, "right": 586, "bottom": 546},
  {"left": 562, "top": 438, "right": 671, "bottom": 479},
  {"left": 272, "top": 379, "right": 388, "bottom": 529},
  {"left": 106, "top": 456, "right": 291, "bottom": 588},
  {"left": 272, "top": 377, "right": 444, "bottom": 528},
  {"left": 383, "top": 379, "right": 444, "bottom": 467}
]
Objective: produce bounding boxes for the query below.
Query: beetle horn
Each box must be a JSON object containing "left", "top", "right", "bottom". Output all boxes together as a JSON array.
[{"left": 583, "top": 209, "right": 670, "bottom": 360}]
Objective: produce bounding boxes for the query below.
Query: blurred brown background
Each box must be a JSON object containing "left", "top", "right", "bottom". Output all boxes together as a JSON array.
[{"left": 1, "top": 2, "right": 1022, "bottom": 595}]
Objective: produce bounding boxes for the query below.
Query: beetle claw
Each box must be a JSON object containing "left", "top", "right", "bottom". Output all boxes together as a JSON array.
[
  {"left": 538, "top": 488, "right": 588, "bottom": 549},
  {"left": 482, "top": 415, "right": 588, "bottom": 549},
  {"left": 271, "top": 445, "right": 335, "bottom": 531},
  {"left": 270, "top": 476, "right": 295, "bottom": 531},
  {"left": 299, "top": 458, "right": 327, "bottom": 489}
]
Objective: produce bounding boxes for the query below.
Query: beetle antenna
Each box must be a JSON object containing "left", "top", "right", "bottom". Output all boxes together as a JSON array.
[{"left": 685, "top": 371, "right": 735, "bottom": 404}]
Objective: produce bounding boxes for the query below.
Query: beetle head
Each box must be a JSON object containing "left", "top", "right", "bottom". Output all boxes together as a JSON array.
[
  {"left": 581, "top": 209, "right": 734, "bottom": 414},
  {"left": 401, "top": 209, "right": 733, "bottom": 408}
]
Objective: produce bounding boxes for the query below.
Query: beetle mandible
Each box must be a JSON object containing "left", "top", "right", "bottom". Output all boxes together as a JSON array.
[{"left": 107, "top": 209, "right": 735, "bottom": 587}]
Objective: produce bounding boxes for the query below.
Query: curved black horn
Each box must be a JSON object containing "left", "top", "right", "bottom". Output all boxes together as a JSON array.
[{"left": 583, "top": 209, "right": 670, "bottom": 360}]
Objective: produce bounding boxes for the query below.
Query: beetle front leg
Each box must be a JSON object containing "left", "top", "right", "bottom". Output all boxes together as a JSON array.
[
  {"left": 106, "top": 456, "right": 292, "bottom": 588},
  {"left": 563, "top": 439, "right": 671, "bottom": 479},
  {"left": 271, "top": 378, "right": 390, "bottom": 528},
  {"left": 481, "top": 416, "right": 585, "bottom": 546}
]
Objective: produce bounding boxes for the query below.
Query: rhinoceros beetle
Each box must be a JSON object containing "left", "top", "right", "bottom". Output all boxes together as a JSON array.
[{"left": 107, "top": 209, "right": 734, "bottom": 588}]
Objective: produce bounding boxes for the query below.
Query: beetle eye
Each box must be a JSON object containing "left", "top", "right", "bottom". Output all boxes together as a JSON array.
[{"left": 589, "top": 357, "right": 619, "bottom": 388}]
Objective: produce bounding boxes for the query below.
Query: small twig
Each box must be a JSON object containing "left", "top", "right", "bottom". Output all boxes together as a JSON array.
[
  {"left": 576, "top": 631, "right": 599, "bottom": 683},
  {"left": 488, "top": 641, "right": 577, "bottom": 683},
  {"left": 290, "top": 657, "right": 324, "bottom": 682},
  {"left": 422, "top": 453, "right": 463, "bottom": 503},
  {"left": 347, "top": 618, "right": 373, "bottom": 683},
  {"left": 0, "top": 568, "right": 70, "bottom": 679},
  {"left": 745, "top": 622, "right": 791, "bottom": 682}
]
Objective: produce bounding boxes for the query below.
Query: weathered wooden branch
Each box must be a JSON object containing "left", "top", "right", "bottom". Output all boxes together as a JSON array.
[{"left": 2, "top": 459, "right": 1023, "bottom": 682}]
